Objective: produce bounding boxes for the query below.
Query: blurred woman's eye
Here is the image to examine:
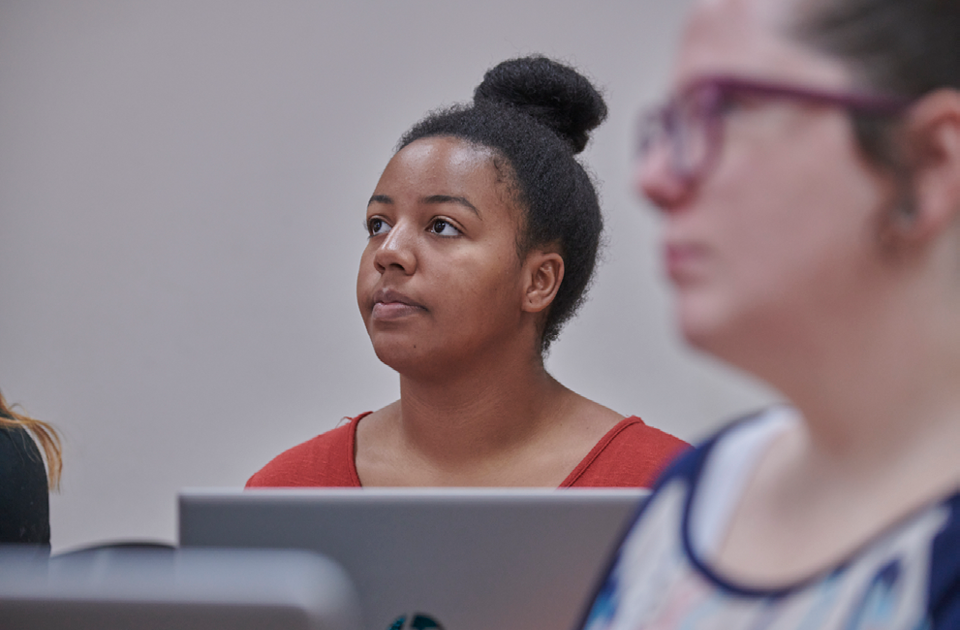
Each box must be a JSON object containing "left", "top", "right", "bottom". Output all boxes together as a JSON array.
[
  {"left": 367, "top": 217, "right": 391, "bottom": 236},
  {"left": 429, "top": 219, "right": 460, "bottom": 237},
  {"left": 717, "top": 89, "right": 765, "bottom": 116}
]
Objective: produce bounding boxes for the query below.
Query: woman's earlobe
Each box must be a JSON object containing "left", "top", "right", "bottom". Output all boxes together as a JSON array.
[{"left": 522, "top": 252, "right": 564, "bottom": 314}]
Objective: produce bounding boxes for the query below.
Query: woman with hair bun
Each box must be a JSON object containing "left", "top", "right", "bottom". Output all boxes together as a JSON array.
[{"left": 248, "top": 56, "right": 686, "bottom": 488}]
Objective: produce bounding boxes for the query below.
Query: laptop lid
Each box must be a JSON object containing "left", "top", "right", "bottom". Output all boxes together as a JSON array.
[
  {"left": 179, "top": 488, "right": 646, "bottom": 630},
  {"left": 0, "top": 545, "right": 361, "bottom": 630}
]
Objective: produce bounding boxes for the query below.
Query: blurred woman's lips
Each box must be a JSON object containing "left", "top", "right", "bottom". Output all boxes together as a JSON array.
[
  {"left": 371, "top": 288, "right": 427, "bottom": 320},
  {"left": 663, "top": 241, "right": 708, "bottom": 284}
]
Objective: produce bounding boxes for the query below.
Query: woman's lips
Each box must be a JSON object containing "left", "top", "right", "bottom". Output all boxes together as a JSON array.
[
  {"left": 663, "top": 242, "right": 707, "bottom": 284},
  {"left": 372, "top": 302, "right": 425, "bottom": 319},
  {"left": 371, "top": 288, "right": 427, "bottom": 320}
]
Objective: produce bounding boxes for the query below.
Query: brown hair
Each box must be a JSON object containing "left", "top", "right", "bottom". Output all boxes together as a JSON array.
[
  {"left": 797, "top": 0, "right": 960, "bottom": 168},
  {"left": 795, "top": 0, "right": 960, "bottom": 232},
  {"left": 0, "top": 390, "right": 62, "bottom": 491}
]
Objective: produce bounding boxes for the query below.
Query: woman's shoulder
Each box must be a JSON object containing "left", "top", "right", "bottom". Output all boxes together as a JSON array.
[
  {"left": 565, "top": 407, "right": 786, "bottom": 489},
  {"left": 0, "top": 423, "right": 46, "bottom": 479},
  {"left": 245, "top": 413, "right": 370, "bottom": 488},
  {"left": 563, "top": 416, "right": 690, "bottom": 488},
  {"left": 582, "top": 465, "right": 960, "bottom": 630},
  {"left": 634, "top": 408, "right": 789, "bottom": 493},
  {"left": 1, "top": 422, "right": 38, "bottom": 449},
  {"left": 0, "top": 423, "right": 51, "bottom": 543}
]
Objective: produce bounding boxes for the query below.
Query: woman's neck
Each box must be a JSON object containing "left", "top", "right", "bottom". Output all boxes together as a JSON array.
[
  {"left": 740, "top": 285, "right": 960, "bottom": 517},
  {"left": 394, "top": 356, "right": 569, "bottom": 467},
  {"left": 353, "top": 339, "right": 626, "bottom": 487},
  {"left": 708, "top": 278, "right": 960, "bottom": 585}
]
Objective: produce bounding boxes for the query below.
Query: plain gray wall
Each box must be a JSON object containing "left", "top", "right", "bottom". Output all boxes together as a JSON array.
[{"left": 0, "top": 0, "right": 778, "bottom": 552}]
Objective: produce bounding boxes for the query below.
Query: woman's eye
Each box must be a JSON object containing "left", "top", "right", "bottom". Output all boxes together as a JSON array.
[
  {"left": 367, "top": 217, "right": 390, "bottom": 236},
  {"left": 429, "top": 219, "right": 460, "bottom": 236},
  {"left": 717, "top": 91, "right": 763, "bottom": 115}
]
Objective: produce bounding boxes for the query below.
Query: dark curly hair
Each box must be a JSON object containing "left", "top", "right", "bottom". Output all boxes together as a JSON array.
[{"left": 397, "top": 55, "right": 608, "bottom": 354}]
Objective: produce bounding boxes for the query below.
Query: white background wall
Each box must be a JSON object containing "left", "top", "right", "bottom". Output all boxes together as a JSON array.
[{"left": 0, "top": 0, "right": 778, "bottom": 553}]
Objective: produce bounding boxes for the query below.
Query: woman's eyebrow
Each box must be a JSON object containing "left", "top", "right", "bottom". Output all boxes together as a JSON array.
[
  {"left": 368, "top": 194, "right": 392, "bottom": 206},
  {"left": 422, "top": 195, "right": 480, "bottom": 217}
]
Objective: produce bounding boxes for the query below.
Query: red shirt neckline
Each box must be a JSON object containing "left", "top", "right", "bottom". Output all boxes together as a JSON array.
[{"left": 345, "top": 412, "right": 646, "bottom": 488}]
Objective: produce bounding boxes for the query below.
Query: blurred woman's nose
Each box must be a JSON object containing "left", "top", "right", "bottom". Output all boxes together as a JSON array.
[
  {"left": 373, "top": 222, "right": 418, "bottom": 275},
  {"left": 635, "top": 144, "right": 690, "bottom": 213}
]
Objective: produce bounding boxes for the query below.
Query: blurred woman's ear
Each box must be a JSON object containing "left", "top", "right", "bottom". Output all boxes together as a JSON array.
[
  {"left": 899, "top": 89, "right": 960, "bottom": 243},
  {"left": 521, "top": 251, "right": 564, "bottom": 314}
]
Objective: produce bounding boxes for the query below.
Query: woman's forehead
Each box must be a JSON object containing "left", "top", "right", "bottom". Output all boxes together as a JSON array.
[
  {"left": 395, "top": 137, "right": 494, "bottom": 171},
  {"left": 675, "top": 0, "right": 850, "bottom": 89},
  {"left": 379, "top": 137, "right": 520, "bottom": 217},
  {"left": 688, "top": 0, "right": 806, "bottom": 31},
  {"left": 382, "top": 137, "right": 497, "bottom": 194}
]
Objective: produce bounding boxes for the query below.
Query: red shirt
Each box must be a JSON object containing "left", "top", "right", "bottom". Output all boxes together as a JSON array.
[{"left": 246, "top": 414, "right": 688, "bottom": 488}]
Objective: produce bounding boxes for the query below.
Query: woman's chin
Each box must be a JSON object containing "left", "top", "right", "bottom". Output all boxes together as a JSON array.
[
  {"left": 675, "top": 296, "right": 789, "bottom": 379},
  {"left": 674, "top": 296, "right": 740, "bottom": 357},
  {"left": 371, "top": 339, "right": 441, "bottom": 377},
  {"left": 674, "top": 292, "right": 718, "bottom": 342}
]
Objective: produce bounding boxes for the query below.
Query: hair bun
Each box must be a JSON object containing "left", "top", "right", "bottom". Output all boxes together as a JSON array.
[{"left": 473, "top": 55, "right": 608, "bottom": 154}]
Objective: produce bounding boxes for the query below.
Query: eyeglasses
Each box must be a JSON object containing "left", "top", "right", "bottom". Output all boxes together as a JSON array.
[{"left": 636, "top": 75, "right": 913, "bottom": 186}]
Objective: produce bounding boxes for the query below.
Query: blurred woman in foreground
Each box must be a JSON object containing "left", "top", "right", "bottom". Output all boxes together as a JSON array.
[{"left": 581, "top": 0, "right": 960, "bottom": 627}]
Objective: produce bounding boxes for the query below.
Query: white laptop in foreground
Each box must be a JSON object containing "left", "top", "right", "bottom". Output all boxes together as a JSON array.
[{"left": 179, "top": 487, "right": 647, "bottom": 630}]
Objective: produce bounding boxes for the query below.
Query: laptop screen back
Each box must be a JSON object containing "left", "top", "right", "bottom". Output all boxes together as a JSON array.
[{"left": 179, "top": 488, "right": 646, "bottom": 630}]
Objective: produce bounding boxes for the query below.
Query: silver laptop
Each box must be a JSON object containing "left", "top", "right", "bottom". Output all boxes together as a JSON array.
[{"left": 179, "top": 488, "right": 647, "bottom": 630}]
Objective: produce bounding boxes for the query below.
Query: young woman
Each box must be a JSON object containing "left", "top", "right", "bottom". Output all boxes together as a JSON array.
[
  {"left": 247, "top": 56, "right": 686, "bottom": 489},
  {"left": 0, "top": 389, "right": 61, "bottom": 544},
  {"left": 580, "top": 0, "right": 960, "bottom": 627}
]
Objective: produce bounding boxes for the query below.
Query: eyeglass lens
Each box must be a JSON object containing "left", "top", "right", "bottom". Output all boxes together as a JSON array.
[{"left": 638, "top": 83, "right": 720, "bottom": 183}]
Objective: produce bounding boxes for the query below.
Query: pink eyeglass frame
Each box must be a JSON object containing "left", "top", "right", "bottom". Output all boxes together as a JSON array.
[{"left": 637, "top": 75, "right": 914, "bottom": 185}]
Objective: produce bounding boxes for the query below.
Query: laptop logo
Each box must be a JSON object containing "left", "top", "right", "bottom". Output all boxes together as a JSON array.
[{"left": 387, "top": 613, "right": 444, "bottom": 630}]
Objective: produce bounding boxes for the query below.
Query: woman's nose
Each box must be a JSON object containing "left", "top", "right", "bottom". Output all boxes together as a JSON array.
[
  {"left": 373, "top": 223, "right": 418, "bottom": 275},
  {"left": 635, "top": 144, "right": 691, "bottom": 213}
]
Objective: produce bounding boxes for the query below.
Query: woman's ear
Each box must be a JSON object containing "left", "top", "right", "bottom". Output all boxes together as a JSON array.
[
  {"left": 521, "top": 251, "right": 564, "bottom": 314},
  {"left": 902, "top": 89, "right": 960, "bottom": 241}
]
